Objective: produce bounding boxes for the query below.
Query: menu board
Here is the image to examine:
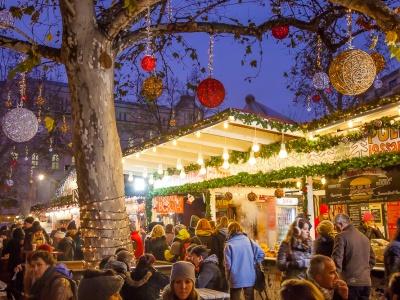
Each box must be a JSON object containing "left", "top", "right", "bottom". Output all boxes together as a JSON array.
[
  {"left": 153, "top": 195, "right": 184, "bottom": 214},
  {"left": 387, "top": 201, "right": 400, "bottom": 239},
  {"left": 347, "top": 204, "right": 369, "bottom": 228}
]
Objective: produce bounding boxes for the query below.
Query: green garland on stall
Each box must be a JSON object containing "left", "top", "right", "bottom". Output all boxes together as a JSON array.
[
  {"left": 145, "top": 195, "right": 153, "bottom": 223},
  {"left": 204, "top": 191, "right": 211, "bottom": 218},
  {"left": 151, "top": 152, "right": 400, "bottom": 197}
]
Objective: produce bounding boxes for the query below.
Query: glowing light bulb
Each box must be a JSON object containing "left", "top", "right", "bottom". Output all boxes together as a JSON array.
[
  {"left": 37, "top": 174, "right": 45, "bottom": 181},
  {"left": 176, "top": 158, "right": 183, "bottom": 170},
  {"left": 197, "top": 153, "right": 204, "bottom": 165},
  {"left": 157, "top": 164, "right": 163, "bottom": 175},
  {"left": 347, "top": 120, "right": 353, "bottom": 128},
  {"left": 135, "top": 152, "right": 140, "bottom": 158},
  {"left": 222, "top": 160, "right": 230, "bottom": 169},
  {"left": 321, "top": 177, "right": 326, "bottom": 185},
  {"left": 128, "top": 173, "right": 134, "bottom": 182},
  {"left": 279, "top": 143, "right": 288, "bottom": 159},
  {"left": 172, "top": 139, "right": 177, "bottom": 146},
  {"left": 228, "top": 115, "right": 235, "bottom": 121},
  {"left": 152, "top": 146, "right": 157, "bottom": 152},
  {"left": 296, "top": 181, "right": 301, "bottom": 189},
  {"left": 248, "top": 152, "right": 256, "bottom": 165},
  {"left": 199, "top": 165, "right": 206, "bottom": 175},
  {"left": 195, "top": 131, "right": 201, "bottom": 138},
  {"left": 252, "top": 142, "right": 260, "bottom": 153},
  {"left": 223, "top": 121, "right": 229, "bottom": 129},
  {"left": 180, "top": 169, "right": 186, "bottom": 179},
  {"left": 222, "top": 148, "right": 229, "bottom": 160}
]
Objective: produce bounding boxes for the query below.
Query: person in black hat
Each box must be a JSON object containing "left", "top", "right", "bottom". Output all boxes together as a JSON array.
[
  {"left": 23, "top": 216, "right": 35, "bottom": 251},
  {"left": 384, "top": 218, "right": 400, "bottom": 283}
]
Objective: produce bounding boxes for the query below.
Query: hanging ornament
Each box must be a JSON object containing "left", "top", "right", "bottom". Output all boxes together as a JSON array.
[
  {"left": 35, "top": 83, "right": 46, "bottom": 106},
  {"left": 312, "top": 36, "right": 330, "bottom": 90},
  {"left": 247, "top": 192, "right": 257, "bottom": 202},
  {"left": 306, "top": 97, "right": 312, "bottom": 112},
  {"left": 141, "top": 55, "right": 156, "bottom": 72},
  {"left": 272, "top": 25, "right": 289, "bottom": 39},
  {"left": 24, "top": 145, "right": 29, "bottom": 161},
  {"left": 142, "top": 76, "right": 163, "bottom": 100},
  {"left": 370, "top": 52, "right": 386, "bottom": 73},
  {"left": 169, "top": 110, "right": 176, "bottom": 127},
  {"left": 225, "top": 192, "right": 233, "bottom": 201},
  {"left": 312, "top": 94, "right": 321, "bottom": 103},
  {"left": 4, "top": 90, "right": 12, "bottom": 108},
  {"left": 49, "top": 137, "right": 53, "bottom": 152},
  {"left": 44, "top": 116, "right": 55, "bottom": 132},
  {"left": 197, "top": 34, "right": 225, "bottom": 108},
  {"left": 0, "top": 2, "right": 13, "bottom": 29},
  {"left": 373, "top": 78, "right": 383, "bottom": 89},
  {"left": 60, "top": 115, "right": 69, "bottom": 133},
  {"left": 140, "top": 7, "right": 156, "bottom": 72},
  {"left": 5, "top": 179, "right": 13, "bottom": 187}
]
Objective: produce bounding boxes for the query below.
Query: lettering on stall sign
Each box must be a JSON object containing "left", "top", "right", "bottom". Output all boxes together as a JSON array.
[{"left": 368, "top": 128, "right": 400, "bottom": 155}]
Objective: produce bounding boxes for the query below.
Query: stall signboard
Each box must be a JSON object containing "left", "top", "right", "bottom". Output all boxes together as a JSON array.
[
  {"left": 153, "top": 195, "right": 184, "bottom": 214},
  {"left": 215, "top": 194, "right": 232, "bottom": 209},
  {"left": 325, "top": 168, "right": 400, "bottom": 204},
  {"left": 387, "top": 201, "right": 400, "bottom": 240},
  {"left": 351, "top": 128, "right": 400, "bottom": 157}
]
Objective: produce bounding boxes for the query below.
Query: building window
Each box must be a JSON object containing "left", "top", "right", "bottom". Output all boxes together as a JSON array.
[
  {"left": 32, "top": 153, "right": 39, "bottom": 168},
  {"left": 51, "top": 154, "right": 59, "bottom": 170}
]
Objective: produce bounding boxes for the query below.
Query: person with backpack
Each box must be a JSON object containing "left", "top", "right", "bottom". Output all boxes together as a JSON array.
[
  {"left": 165, "top": 225, "right": 191, "bottom": 262},
  {"left": 57, "top": 231, "right": 76, "bottom": 261},
  {"left": 26, "top": 250, "right": 76, "bottom": 300}
]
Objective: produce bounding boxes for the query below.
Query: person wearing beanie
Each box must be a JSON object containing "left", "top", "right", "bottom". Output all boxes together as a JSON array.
[
  {"left": 313, "top": 220, "right": 335, "bottom": 257},
  {"left": 162, "top": 261, "right": 200, "bottom": 300},
  {"left": 120, "top": 253, "right": 169, "bottom": 300},
  {"left": 78, "top": 269, "right": 124, "bottom": 300},
  {"left": 189, "top": 245, "right": 223, "bottom": 291},
  {"left": 145, "top": 224, "right": 169, "bottom": 261},
  {"left": 359, "top": 211, "right": 384, "bottom": 240},
  {"left": 384, "top": 218, "right": 400, "bottom": 283},
  {"left": 53, "top": 230, "right": 66, "bottom": 249},
  {"left": 314, "top": 204, "right": 330, "bottom": 237}
]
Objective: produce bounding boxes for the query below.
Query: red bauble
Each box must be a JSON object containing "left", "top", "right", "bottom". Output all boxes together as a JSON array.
[
  {"left": 272, "top": 25, "right": 289, "bottom": 39},
  {"left": 21, "top": 95, "right": 27, "bottom": 102},
  {"left": 10, "top": 159, "right": 17, "bottom": 168},
  {"left": 141, "top": 55, "right": 156, "bottom": 72},
  {"left": 196, "top": 78, "right": 225, "bottom": 108},
  {"left": 312, "top": 94, "right": 321, "bottom": 103}
]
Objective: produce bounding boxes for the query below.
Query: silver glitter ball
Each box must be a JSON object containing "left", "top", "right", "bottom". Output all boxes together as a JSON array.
[
  {"left": 312, "top": 72, "right": 330, "bottom": 90},
  {"left": 373, "top": 79, "right": 383, "bottom": 89},
  {"left": 2, "top": 107, "right": 38, "bottom": 143}
]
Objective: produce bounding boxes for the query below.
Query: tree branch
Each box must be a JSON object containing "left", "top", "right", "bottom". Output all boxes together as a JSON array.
[
  {"left": 0, "top": 35, "right": 61, "bottom": 63},
  {"left": 100, "top": 0, "right": 163, "bottom": 40},
  {"left": 329, "top": 0, "right": 400, "bottom": 33}
]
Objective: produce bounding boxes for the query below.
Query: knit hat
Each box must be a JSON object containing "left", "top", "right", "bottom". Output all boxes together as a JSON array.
[
  {"left": 54, "top": 231, "right": 66, "bottom": 239},
  {"left": 116, "top": 250, "right": 134, "bottom": 268},
  {"left": 78, "top": 269, "right": 124, "bottom": 300},
  {"left": 317, "top": 220, "right": 334, "bottom": 238},
  {"left": 104, "top": 260, "right": 128, "bottom": 274},
  {"left": 362, "top": 211, "right": 374, "bottom": 222},
  {"left": 319, "top": 204, "right": 329, "bottom": 214},
  {"left": 67, "top": 220, "right": 77, "bottom": 230},
  {"left": 170, "top": 261, "right": 196, "bottom": 283}
]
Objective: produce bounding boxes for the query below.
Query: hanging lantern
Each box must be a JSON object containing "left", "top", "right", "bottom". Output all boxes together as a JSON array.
[
  {"left": 142, "top": 76, "right": 163, "bottom": 101},
  {"left": 370, "top": 52, "right": 386, "bottom": 73},
  {"left": 141, "top": 55, "right": 156, "bottom": 72},
  {"left": 2, "top": 107, "right": 38, "bottom": 142},
  {"left": 312, "top": 94, "right": 321, "bottom": 103},
  {"left": 373, "top": 79, "right": 383, "bottom": 89},
  {"left": 328, "top": 49, "right": 376, "bottom": 96},
  {"left": 312, "top": 72, "right": 330, "bottom": 90},
  {"left": 272, "top": 25, "right": 289, "bottom": 39},
  {"left": 247, "top": 192, "right": 258, "bottom": 202},
  {"left": 197, "top": 77, "right": 225, "bottom": 108}
]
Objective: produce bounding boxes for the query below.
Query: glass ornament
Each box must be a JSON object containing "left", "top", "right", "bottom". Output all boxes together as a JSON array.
[
  {"left": 2, "top": 107, "right": 38, "bottom": 142},
  {"left": 272, "top": 25, "right": 289, "bottom": 39},
  {"left": 312, "top": 72, "right": 330, "bottom": 90},
  {"left": 141, "top": 55, "right": 156, "bottom": 72},
  {"left": 141, "top": 76, "right": 163, "bottom": 100},
  {"left": 197, "top": 77, "right": 225, "bottom": 108}
]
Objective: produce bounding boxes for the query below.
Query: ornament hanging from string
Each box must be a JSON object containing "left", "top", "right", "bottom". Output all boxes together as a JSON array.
[
  {"left": 35, "top": 82, "right": 46, "bottom": 106},
  {"left": 169, "top": 110, "right": 176, "bottom": 127},
  {"left": 329, "top": 9, "right": 376, "bottom": 96},
  {"left": 2, "top": 73, "right": 39, "bottom": 142},
  {"left": 312, "top": 35, "right": 330, "bottom": 90},
  {"left": 197, "top": 34, "right": 225, "bottom": 108},
  {"left": 141, "top": 6, "right": 156, "bottom": 72},
  {"left": 4, "top": 90, "right": 12, "bottom": 108},
  {"left": 0, "top": 0, "right": 13, "bottom": 29},
  {"left": 142, "top": 75, "right": 163, "bottom": 100},
  {"left": 24, "top": 145, "right": 29, "bottom": 161},
  {"left": 306, "top": 96, "right": 312, "bottom": 112},
  {"left": 60, "top": 115, "right": 69, "bottom": 133},
  {"left": 272, "top": 25, "right": 289, "bottom": 40},
  {"left": 49, "top": 137, "right": 53, "bottom": 152}
]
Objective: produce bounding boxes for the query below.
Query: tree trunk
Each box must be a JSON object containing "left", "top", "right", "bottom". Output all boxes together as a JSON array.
[{"left": 60, "top": 1, "right": 131, "bottom": 261}]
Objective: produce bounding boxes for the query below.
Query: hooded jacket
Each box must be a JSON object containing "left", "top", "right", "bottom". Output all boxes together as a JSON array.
[
  {"left": 196, "top": 254, "right": 223, "bottom": 291},
  {"left": 384, "top": 240, "right": 400, "bottom": 281},
  {"left": 195, "top": 229, "right": 214, "bottom": 249},
  {"left": 224, "top": 233, "right": 264, "bottom": 288},
  {"left": 164, "top": 229, "right": 191, "bottom": 261},
  {"left": 130, "top": 231, "right": 144, "bottom": 259},
  {"left": 57, "top": 236, "right": 75, "bottom": 261}
]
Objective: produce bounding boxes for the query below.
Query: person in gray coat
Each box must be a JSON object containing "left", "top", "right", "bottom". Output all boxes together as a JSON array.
[{"left": 332, "top": 213, "right": 375, "bottom": 300}]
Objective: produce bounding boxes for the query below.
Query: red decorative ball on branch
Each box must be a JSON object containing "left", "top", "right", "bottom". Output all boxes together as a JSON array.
[
  {"left": 312, "top": 94, "right": 321, "bottom": 103},
  {"left": 272, "top": 25, "right": 289, "bottom": 40},
  {"left": 196, "top": 78, "right": 225, "bottom": 108},
  {"left": 141, "top": 55, "right": 156, "bottom": 72}
]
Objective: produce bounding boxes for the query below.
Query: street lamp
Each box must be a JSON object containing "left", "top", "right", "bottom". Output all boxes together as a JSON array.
[{"left": 37, "top": 173, "right": 45, "bottom": 181}]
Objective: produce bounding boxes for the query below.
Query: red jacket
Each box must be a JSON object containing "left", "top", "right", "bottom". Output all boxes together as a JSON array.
[{"left": 130, "top": 231, "right": 144, "bottom": 259}]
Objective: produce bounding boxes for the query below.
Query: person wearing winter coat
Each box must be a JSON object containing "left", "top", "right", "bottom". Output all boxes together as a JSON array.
[
  {"left": 358, "top": 211, "right": 384, "bottom": 240},
  {"left": 145, "top": 225, "right": 169, "bottom": 261},
  {"left": 162, "top": 261, "right": 200, "bottom": 300},
  {"left": 194, "top": 219, "right": 214, "bottom": 249},
  {"left": 224, "top": 221, "right": 265, "bottom": 300},
  {"left": 313, "top": 220, "right": 335, "bottom": 257},
  {"left": 277, "top": 217, "right": 313, "bottom": 281},
  {"left": 130, "top": 226, "right": 144, "bottom": 259},
  {"left": 165, "top": 225, "right": 191, "bottom": 262},
  {"left": 189, "top": 245, "right": 223, "bottom": 291},
  {"left": 78, "top": 269, "right": 124, "bottom": 300},
  {"left": 165, "top": 224, "right": 175, "bottom": 246},
  {"left": 384, "top": 218, "right": 400, "bottom": 283},
  {"left": 120, "top": 253, "right": 169, "bottom": 300},
  {"left": 26, "top": 250, "right": 75, "bottom": 300},
  {"left": 210, "top": 216, "right": 229, "bottom": 291},
  {"left": 57, "top": 232, "right": 76, "bottom": 261}
]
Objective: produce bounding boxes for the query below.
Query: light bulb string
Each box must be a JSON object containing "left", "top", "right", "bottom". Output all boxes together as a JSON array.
[
  {"left": 145, "top": 6, "right": 152, "bottom": 55},
  {"left": 18, "top": 72, "right": 26, "bottom": 107},
  {"left": 316, "top": 35, "right": 322, "bottom": 70},
  {"left": 167, "top": 0, "right": 172, "bottom": 22},
  {"left": 346, "top": 9, "right": 353, "bottom": 49},
  {"left": 208, "top": 34, "right": 215, "bottom": 77}
]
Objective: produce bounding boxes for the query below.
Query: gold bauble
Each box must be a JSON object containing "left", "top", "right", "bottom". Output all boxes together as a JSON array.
[
  {"left": 142, "top": 76, "right": 163, "bottom": 100},
  {"left": 370, "top": 52, "right": 386, "bottom": 73},
  {"left": 35, "top": 95, "right": 45, "bottom": 106},
  {"left": 329, "top": 49, "right": 376, "bottom": 96}
]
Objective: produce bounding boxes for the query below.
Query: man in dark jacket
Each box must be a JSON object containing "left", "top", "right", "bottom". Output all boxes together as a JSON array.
[
  {"left": 23, "top": 216, "right": 35, "bottom": 251},
  {"left": 307, "top": 255, "right": 349, "bottom": 300},
  {"left": 189, "top": 245, "right": 223, "bottom": 291},
  {"left": 332, "top": 213, "right": 375, "bottom": 300}
]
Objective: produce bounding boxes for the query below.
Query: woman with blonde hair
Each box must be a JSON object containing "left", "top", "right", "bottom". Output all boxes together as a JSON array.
[
  {"left": 195, "top": 218, "right": 214, "bottom": 249},
  {"left": 313, "top": 220, "right": 335, "bottom": 257},
  {"left": 280, "top": 279, "right": 324, "bottom": 300},
  {"left": 277, "top": 218, "right": 312, "bottom": 280},
  {"left": 145, "top": 224, "right": 169, "bottom": 261}
]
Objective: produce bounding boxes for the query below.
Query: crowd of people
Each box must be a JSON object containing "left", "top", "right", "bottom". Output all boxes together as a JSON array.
[{"left": 0, "top": 209, "right": 399, "bottom": 300}]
